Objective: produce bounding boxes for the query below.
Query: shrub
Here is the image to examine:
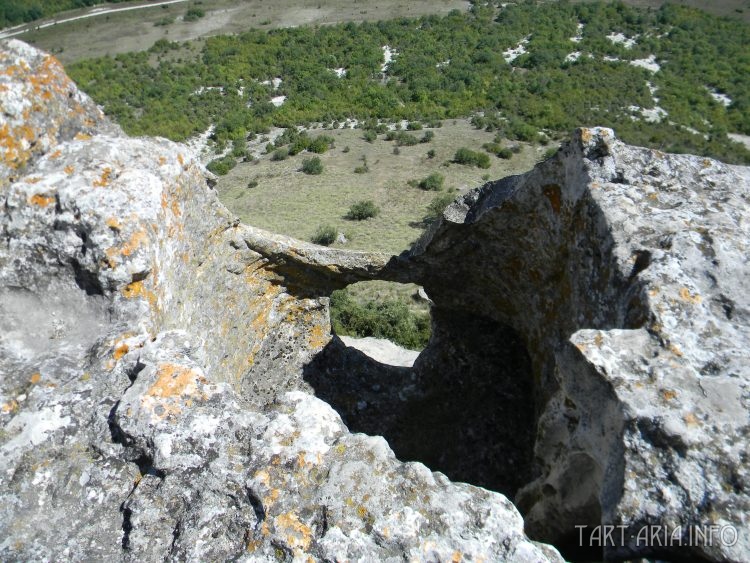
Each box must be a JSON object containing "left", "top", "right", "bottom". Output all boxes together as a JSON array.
[
  {"left": 311, "top": 224, "right": 337, "bottom": 246},
  {"left": 417, "top": 172, "right": 444, "bottom": 191},
  {"left": 406, "top": 121, "right": 423, "bottom": 130},
  {"left": 425, "top": 191, "right": 457, "bottom": 221},
  {"left": 420, "top": 130, "right": 434, "bottom": 143},
  {"left": 542, "top": 147, "right": 559, "bottom": 160},
  {"left": 184, "top": 8, "right": 205, "bottom": 22},
  {"left": 206, "top": 155, "right": 236, "bottom": 176},
  {"left": 496, "top": 147, "right": 513, "bottom": 159},
  {"left": 427, "top": 149, "right": 436, "bottom": 159},
  {"left": 354, "top": 165, "right": 369, "bottom": 174},
  {"left": 308, "top": 135, "right": 334, "bottom": 153},
  {"left": 301, "top": 156, "right": 323, "bottom": 174},
  {"left": 330, "top": 289, "right": 431, "bottom": 350},
  {"left": 271, "top": 148, "right": 289, "bottom": 161},
  {"left": 363, "top": 130, "right": 377, "bottom": 143},
  {"left": 453, "top": 147, "right": 491, "bottom": 168},
  {"left": 231, "top": 138, "right": 247, "bottom": 158},
  {"left": 247, "top": 179, "right": 258, "bottom": 189},
  {"left": 346, "top": 200, "right": 380, "bottom": 220},
  {"left": 342, "top": 145, "right": 351, "bottom": 153}
]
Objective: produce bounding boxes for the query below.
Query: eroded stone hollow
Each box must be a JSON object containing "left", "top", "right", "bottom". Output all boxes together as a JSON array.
[{"left": 305, "top": 307, "right": 536, "bottom": 496}]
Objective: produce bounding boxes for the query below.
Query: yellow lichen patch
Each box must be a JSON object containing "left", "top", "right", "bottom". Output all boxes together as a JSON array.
[
  {"left": 158, "top": 156, "right": 167, "bottom": 166},
  {"left": 452, "top": 551, "right": 463, "bottom": 563},
  {"left": 64, "top": 165, "right": 75, "bottom": 175},
  {"left": 274, "top": 512, "right": 312, "bottom": 551},
  {"left": 121, "top": 280, "right": 158, "bottom": 309},
  {"left": 30, "top": 372, "right": 42, "bottom": 384},
  {"left": 264, "top": 488, "right": 280, "bottom": 507},
  {"left": 106, "top": 217, "right": 121, "bottom": 231},
  {"left": 308, "top": 325, "right": 328, "bottom": 350},
  {"left": 662, "top": 389, "right": 677, "bottom": 401},
  {"left": 177, "top": 153, "right": 185, "bottom": 166},
  {"left": 120, "top": 230, "right": 148, "bottom": 257},
  {"left": 93, "top": 167, "right": 112, "bottom": 188},
  {"left": 679, "top": 287, "right": 702, "bottom": 304},
  {"left": 593, "top": 333, "right": 604, "bottom": 348},
  {"left": 28, "top": 194, "right": 54, "bottom": 207},
  {"left": 669, "top": 344, "right": 683, "bottom": 357},
  {"left": 74, "top": 132, "right": 91, "bottom": 141},
  {"left": 24, "top": 176, "right": 42, "bottom": 184},
  {"left": 579, "top": 128, "right": 593, "bottom": 143},
  {"left": 1, "top": 400, "right": 19, "bottom": 414}
]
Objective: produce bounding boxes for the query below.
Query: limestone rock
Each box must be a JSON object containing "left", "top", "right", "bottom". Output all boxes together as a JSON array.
[
  {"left": 0, "top": 40, "right": 558, "bottom": 563},
  {"left": 405, "top": 127, "right": 750, "bottom": 561}
]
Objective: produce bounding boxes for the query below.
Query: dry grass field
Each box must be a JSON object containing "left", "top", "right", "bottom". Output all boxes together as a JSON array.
[{"left": 215, "top": 119, "right": 545, "bottom": 255}]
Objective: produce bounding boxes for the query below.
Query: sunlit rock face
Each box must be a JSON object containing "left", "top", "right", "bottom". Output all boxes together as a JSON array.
[
  {"left": 0, "top": 40, "right": 560, "bottom": 563},
  {"left": 2, "top": 37, "right": 749, "bottom": 563}
]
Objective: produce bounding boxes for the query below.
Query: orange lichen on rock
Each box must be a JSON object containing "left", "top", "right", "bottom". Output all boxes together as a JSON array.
[
  {"left": 74, "top": 132, "right": 91, "bottom": 141},
  {"left": 120, "top": 229, "right": 148, "bottom": 257},
  {"left": 30, "top": 372, "right": 41, "bottom": 384},
  {"left": 679, "top": 287, "right": 702, "bottom": 304},
  {"left": 140, "top": 362, "right": 208, "bottom": 420},
  {"left": 64, "top": 164, "right": 75, "bottom": 175},
  {"left": 113, "top": 342, "right": 130, "bottom": 361},
  {"left": 106, "top": 217, "right": 121, "bottom": 230},
  {"left": 93, "top": 167, "right": 112, "bottom": 188},
  {"left": 49, "top": 149, "right": 62, "bottom": 159},
  {"left": 28, "top": 194, "right": 54, "bottom": 207},
  {"left": 121, "top": 280, "right": 158, "bottom": 309},
  {"left": 308, "top": 325, "right": 328, "bottom": 349},
  {"left": 147, "top": 363, "right": 204, "bottom": 400},
  {"left": 662, "top": 389, "right": 678, "bottom": 401},
  {"left": 274, "top": 511, "right": 312, "bottom": 551}
]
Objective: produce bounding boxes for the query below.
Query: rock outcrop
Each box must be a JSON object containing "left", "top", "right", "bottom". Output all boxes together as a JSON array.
[
  {"left": 0, "top": 40, "right": 558, "bottom": 562},
  {"left": 2, "top": 38, "right": 749, "bottom": 562}
]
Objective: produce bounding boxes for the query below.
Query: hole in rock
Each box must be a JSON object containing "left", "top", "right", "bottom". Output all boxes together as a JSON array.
[{"left": 305, "top": 282, "right": 536, "bottom": 497}]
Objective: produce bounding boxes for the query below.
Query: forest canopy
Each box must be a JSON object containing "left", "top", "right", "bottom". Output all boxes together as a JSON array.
[{"left": 67, "top": 0, "right": 750, "bottom": 163}]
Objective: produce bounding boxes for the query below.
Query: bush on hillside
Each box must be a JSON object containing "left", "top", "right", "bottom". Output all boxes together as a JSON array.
[
  {"left": 453, "top": 147, "right": 491, "bottom": 168},
  {"left": 346, "top": 200, "right": 380, "bottom": 220},
  {"left": 301, "top": 156, "right": 323, "bottom": 174},
  {"left": 311, "top": 224, "right": 337, "bottom": 245}
]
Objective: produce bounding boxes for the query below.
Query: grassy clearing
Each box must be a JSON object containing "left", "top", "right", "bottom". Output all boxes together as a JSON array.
[{"left": 216, "top": 119, "right": 543, "bottom": 255}]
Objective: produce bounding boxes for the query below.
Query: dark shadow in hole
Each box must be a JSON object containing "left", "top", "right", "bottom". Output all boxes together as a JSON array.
[{"left": 303, "top": 308, "right": 535, "bottom": 497}]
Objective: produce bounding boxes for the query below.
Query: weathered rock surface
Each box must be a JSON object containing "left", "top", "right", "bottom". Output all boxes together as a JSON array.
[
  {"left": 0, "top": 40, "right": 559, "bottom": 562},
  {"left": 404, "top": 128, "right": 750, "bottom": 561},
  {"left": 3, "top": 38, "right": 749, "bottom": 563}
]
